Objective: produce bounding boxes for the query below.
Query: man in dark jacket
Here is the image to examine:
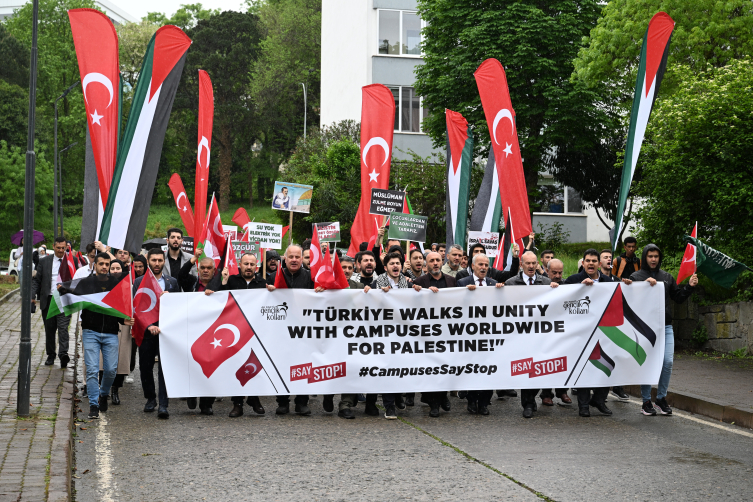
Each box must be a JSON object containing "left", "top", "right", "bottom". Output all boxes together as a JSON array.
[
  {"left": 456, "top": 242, "right": 520, "bottom": 284},
  {"left": 630, "top": 243, "right": 697, "bottom": 416}
]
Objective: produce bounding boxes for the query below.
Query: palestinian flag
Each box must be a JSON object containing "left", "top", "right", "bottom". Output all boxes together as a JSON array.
[
  {"left": 445, "top": 109, "right": 473, "bottom": 248},
  {"left": 98, "top": 26, "right": 192, "bottom": 253},
  {"left": 611, "top": 12, "right": 674, "bottom": 252},
  {"left": 469, "top": 148, "right": 502, "bottom": 233},
  {"left": 588, "top": 341, "right": 616, "bottom": 377},
  {"left": 47, "top": 275, "right": 132, "bottom": 320},
  {"left": 677, "top": 222, "right": 697, "bottom": 284},
  {"left": 598, "top": 284, "right": 656, "bottom": 366}
]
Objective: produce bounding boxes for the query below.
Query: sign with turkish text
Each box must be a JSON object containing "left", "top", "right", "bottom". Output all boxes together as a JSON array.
[
  {"left": 369, "top": 188, "right": 405, "bottom": 216},
  {"left": 468, "top": 231, "right": 500, "bottom": 257},
  {"left": 232, "top": 241, "right": 261, "bottom": 264},
  {"left": 388, "top": 212, "right": 428, "bottom": 243},
  {"left": 180, "top": 237, "right": 194, "bottom": 254},
  {"left": 272, "top": 181, "right": 313, "bottom": 214},
  {"left": 243, "top": 222, "right": 283, "bottom": 249},
  {"left": 159, "top": 282, "right": 665, "bottom": 396},
  {"left": 314, "top": 222, "right": 341, "bottom": 243}
]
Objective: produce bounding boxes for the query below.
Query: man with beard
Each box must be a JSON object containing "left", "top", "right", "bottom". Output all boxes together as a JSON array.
[
  {"left": 73, "top": 243, "right": 98, "bottom": 279},
  {"left": 441, "top": 244, "right": 464, "bottom": 277},
  {"left": 537, "top": 258, "right": 572, "bottom": 406},
  {"left": 403, "top": 248, "right": 424, "bottom": 282},
  {"left": 352, "top": 251, "right": 380, "bottom": 287},
  {"left": 164, "top": 227, "right": 196, "bottom": 280},
  {"left": 265, "top": 250, "right": 280, "bottom": 282}
]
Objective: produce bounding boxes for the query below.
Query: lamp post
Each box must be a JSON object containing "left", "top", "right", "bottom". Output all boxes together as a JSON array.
[
  {"left": 58, "top": 142, "right": 78, "bottom": 238},
  {"left": 54, "top": 81, "right": 80, "bottom": 239}
]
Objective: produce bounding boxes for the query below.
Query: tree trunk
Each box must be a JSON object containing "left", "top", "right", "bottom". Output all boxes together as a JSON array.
[
  {"left": 218, "top": 122, "right": 232, "bottom": 212},
  {"left": 248, "top": 171, "right": 254, "bottom": 208}
]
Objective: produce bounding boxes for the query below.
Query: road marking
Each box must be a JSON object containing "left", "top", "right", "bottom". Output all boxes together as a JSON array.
[
  {"left": 624, "top": 396, "right": 753, "bottom": 438},
  {"left": 95, "top": 412, "right": 118, "bottom": 501}
]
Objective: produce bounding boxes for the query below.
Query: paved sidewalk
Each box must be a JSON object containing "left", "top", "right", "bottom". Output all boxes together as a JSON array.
[{"left": 0, "top": 290, "right": 75, "bottom": 502}]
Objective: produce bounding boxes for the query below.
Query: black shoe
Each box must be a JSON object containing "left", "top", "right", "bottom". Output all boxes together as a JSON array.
[
  {"left": 59, "top": 354, "right": 70, "bottom": 368},
  {"left": 295, "top": 404, "right": 311, "bottom": 416},
  {"left": 323, "top": 395, "right": 334, "bottom": 413},
  {"left": 229, "top": 404, "right": 243, "bottom": 417},
  {"left": 88, "top": 405, "right": 99, "bottom": 419},
  {"left": 247, "top": 397, "right": 265, "bottom": 415},
  {"left": 611, "top": 386, "right": 630, "bottom": 402},
  {"left": 200, "top": 406, "right": 213, "bottom": 416},
  {"left": 655, "top": 397, "right": 672, "bottom": 415},
  {"left": 45, "top": 356, "right": 55, "bottom": 366},
  {"left": 99, "top": 396, "right": 108, "bottom": 412},
  {"left": 405, "top": 395, "right": 415, "bottom": 407},
  {"left": 458, "top": 391, "right": 468, "bottom": 399},
  {"left": 338, "top": 408, "right": 355, "bottom": 419},
  {"left": 187, "top": 397, "right": 197, "bottom": 410},
  {"left": 429, "top": 405, "right": 440, "bottom": 418},
  {"left": 157, "top": 406, "right": 169, "bottom": 419},
  {"left": 144, "top": 398, "right": 157, "bottom": 412},
  {"left": 395, "top": 395, "right": 405, "bottom": 410},
  {"left": 357, "top": 393, "right": 366, "bottom": 403},
  {"left": 276, "top": 404, "right": 290, "bottom": 415},
  {"left": 571, "top": 388, "right": 578, "bottom": 395},
  {"left": 478, "top": 405, "right": 490, "bottom": 416},
  {"left": 111, "top": 388, "right": 120, "bottom": 405},
  {"left": 642, "top": 400, "right": 657, "bottom": 416},
  {"left": 384, "top": 405, "right": 397, "bottom": 419},
  {"left": 364, "top": 402, "right": 379, "bottom": 416},
  {"left": 82, "top": 384, "right": 87, "bottom": 398},
  {"left": 440, "top": 396, "right": 451, "bottom": 412},
  {"left": 579, "top": 407, "right": 590, "bottom": 417},
  {"left": 590, "top": 400, "right": 613, "bottom": 416},
  {"left": 467, "top": 401, "right": 478, "bottom": 414},
  {"left": 522, "top": 406, "right": 534, "bottom": 418}
]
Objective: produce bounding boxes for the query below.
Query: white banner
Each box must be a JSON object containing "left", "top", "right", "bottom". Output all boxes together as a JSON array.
[
  {"left": 243, "top": 222, "right": 283, "bottom": 248},
  {"left": 159, "top": 282, "right": 665, "bottom": 397}
]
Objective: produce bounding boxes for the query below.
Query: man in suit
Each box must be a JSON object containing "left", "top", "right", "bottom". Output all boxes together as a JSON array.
[
  {"left": 457, "top": 253, "right": 504, "bottom": 415},
  {"left": 31, "top": 237, "right": 72, "bottom": 368},
  {"left": 505, "top": 251, "right": 559, "bottom": 418},
  {"left": 133, "top": 248, "right": 180, "bottom": 419}
]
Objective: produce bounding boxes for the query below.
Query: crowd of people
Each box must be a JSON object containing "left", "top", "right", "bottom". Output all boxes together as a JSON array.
[{"left": 31, "top": 228, "right": 698, "bottom": 422}]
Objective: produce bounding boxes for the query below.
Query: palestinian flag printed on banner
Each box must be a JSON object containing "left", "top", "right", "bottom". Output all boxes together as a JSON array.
[
  {"left": 445, "top": 109, "right": 473, "bottom": 249},
  {"left": 47, "top": 275, "right": 132, "bottom": 320},
  {"left": 611, "top": 12, "right": 674, "bottom": 251},
  {"left": 597, "top": 284, "right": 656, "bottom": 366},
  {"left": 99, "top": 26, "right": 192, "bottom": 253},
  {"left": 588, "top": 341, "right": 616, "bottom": 377}
]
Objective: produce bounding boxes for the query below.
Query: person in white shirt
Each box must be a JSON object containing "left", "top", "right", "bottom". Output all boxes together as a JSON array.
[{"left": 272, "top": 186, "right": 290, "bottom": 209}]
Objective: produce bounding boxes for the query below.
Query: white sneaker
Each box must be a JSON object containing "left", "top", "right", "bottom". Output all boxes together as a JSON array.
[{"left": 125, "top": 376, "right": 134, "bottom": 384}]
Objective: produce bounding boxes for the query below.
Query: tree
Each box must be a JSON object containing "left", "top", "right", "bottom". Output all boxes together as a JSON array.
[
  {"left": 145, "top": 4, "right": 218, "bottom": 31},
  {"left": 635, "top": 59, "right": 753, "bottom": 267},
  {"left": 0, "top": 23, "right": 29, "bottom": 88},
  {"left": 0, "top": 25, "right": 29, "bottom": 148},
  {"left": 414, "top": 0, "right": 603, "bottom": 200},
  {"left": 0, "top": 141, "right": 54, "bottom": 230}
]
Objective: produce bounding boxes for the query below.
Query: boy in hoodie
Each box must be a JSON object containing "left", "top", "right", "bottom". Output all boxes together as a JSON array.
[{"left": 630, "top": 244, "right": 697, "bottom": 416}]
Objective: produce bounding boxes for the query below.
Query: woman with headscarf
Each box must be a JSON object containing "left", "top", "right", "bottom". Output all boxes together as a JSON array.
[
  {"left": 124, "top": 254, "right": 148, "bottom": 385},
  {"left": 101, "top": 259, "right": 132, "bottom": 405}
]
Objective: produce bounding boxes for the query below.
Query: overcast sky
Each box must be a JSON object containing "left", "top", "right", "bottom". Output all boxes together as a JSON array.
[{"left": 119, "top": 0, "right": 246, "bottom": 21}]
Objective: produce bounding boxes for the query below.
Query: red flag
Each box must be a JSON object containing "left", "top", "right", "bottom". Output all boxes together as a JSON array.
[
  {"left": 282, "top": 225, "right": 290, "bottom": 240},
  {"left": 314, "top": 246, "right": 340, "bottom": 289},
  {"left": 474, "top": 59, "right": 532, "bottom": 240},
  {"left": 132, "top": 268, "right": 160, "bottom": 346},
  {"left": 348, "top": 84, "right": 396, "bottom": 257},
  {"left": 235, "top": 350, "right": 263, "bottom": 386},
  {"left": 200, "top": 194, "right": 226, "bottom": 267},
  {"left": 677, "top": 222, "right": 697, "bottom": 284},
  {"left": 168, "top": 173, "right": 195, "bottom": 235},
  {"left": 68, "top": 9, "right": 119, "bottom": 211},
  {"left": 309, "top": 224, "right": 323, "bottom": 283},
  {"left": 58, "top": 247, "right": 77, "bottom": 283},
  {"left": 273, "top": 261, "right": 287, "bottom": 289},
  {"left": 332, "top": 252, "right": 350, "bottom": 289},
  {"left": 191, "top": 293, "right": 255, "bottom": 378},
  {"left": 240, "top": 229, "right": 250, "bottom": 242},
  {"left": 232, "top": 207, "right": 251, "bottom": 236},
  {"left": 101, "top": 274, "right": 134, "bottom": 320},
  {"left": 225, "top": 239, "right": 239, "bottom": 276},
  {"left": 193, "top": 70, "right": 214, "bottom": 251}
]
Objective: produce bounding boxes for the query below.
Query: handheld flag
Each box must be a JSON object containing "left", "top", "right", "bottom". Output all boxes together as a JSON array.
[
  {"left": 273, "top": 261, "right": 287, "bottom": 289},
  {"left": 168, "top": 173, "right": 195, "bottom": 235},
  {"left": 683, "top": 235, "right": 751, "bottom": 288},
  {"left": 199, "top": 194, "right": 226, "bottom": 268},
  {"left": 445, "top": 109, "right": 473, "bottom": 248},
  {"left": 677, "top": 222, "right": 697, "bottom": 284},
  {"left": 48, "top": 275, "right": 131, "bottom": 320},
  {"left": 332, "top": 253, "right": 350, "bottom": 289},
  {"left": 132, "top": 268, "right": 161, "bottom": 346},
  {"left": 469, "top": 149, "right": 501, "bottom": 233},
  {"left": 194, "top": 70, "right": 214, "bottom": 250},
  {"left": 231, "top": 207, "right": 251, "bottom": 236},
  {"left": 225, "top": 240, "right": 239, "bottom": 276}
]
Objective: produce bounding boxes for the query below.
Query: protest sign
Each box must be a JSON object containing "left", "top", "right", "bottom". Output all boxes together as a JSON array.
[
  {"left": 222, "top": 225, "right": 238, "bottom": 242},
  {"left": 468, "top": 231, "right": 500, "bottom": 257},
  {"left": 160, "top": 282, "right": 665, "bottom": 396},
  {"left": 388, "top": 212, "right": 428, "bottom": 243},
  {"left": 369, "top": 188, "right": 405, "bottom": 216},
  {"left": 232, "top": 241, "right": 261, "bottom": 263},
  {"left": 180, "top": 237, "right": 194, "bottom": 254},
  {"left": 314, "top": 222, "right": 341, "bottom": 242},
  {"left": 271, "top": 181, "right": 313, "bottom": 214},
  {"left": 243, "top": 223, "right": 283, "bottom": 249}
]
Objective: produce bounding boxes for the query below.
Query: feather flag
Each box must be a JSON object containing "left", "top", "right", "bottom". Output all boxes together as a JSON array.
[
  {"left": 194, "top": 70, "right": 214, "bottom": 250},
  {"left": 445, "top": 109, "right": 473, "bottom": 248},
  {"left": 168, "top": 173, "right": 195, "bottom": 235}
]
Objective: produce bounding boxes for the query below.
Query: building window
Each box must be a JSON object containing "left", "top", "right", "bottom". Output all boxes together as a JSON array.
[
  {"left": 378, "top": 10, "right": 423, "bottom": 56},
  {"left": 389, "top": 86, "right": 428, "bottom": 133}
]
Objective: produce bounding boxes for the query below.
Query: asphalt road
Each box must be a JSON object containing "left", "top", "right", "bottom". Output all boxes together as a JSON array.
[{"left": 73, "top": 367, "right": 753, "bottom": 502}]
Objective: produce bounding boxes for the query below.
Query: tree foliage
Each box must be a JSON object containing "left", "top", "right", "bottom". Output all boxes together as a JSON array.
[{"left": 0, "top": 141, "right": 54, "bottom": 229}]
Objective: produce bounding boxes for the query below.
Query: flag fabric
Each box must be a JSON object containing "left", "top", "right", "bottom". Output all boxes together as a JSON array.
[
  {"left": 231, "top": 207, "right": 252, "bottom": 239},
  {"left": 611, "top": 12, "right": 675, "bottom": 251},
  {"left": 347, "top": 84, "right": 396, "bottom": 257},
  {"left": 314, "top": 246, "right": 341, "bottom": 290},
  {"left": 101, "top": 269, "right": 133, "bottom": 319},
  {"left": 168, "top": 173, "right": 195, "bottom": 235},
  {"left": 68, "top": 8, "right": 119, "bottom": 219},
  {"left": 445, "top": 109, "right": 473, "bottom": 249},
  {"left": 677, "top": 222, "right": 697, "bottom": 284},
  {"left": 194, "top": 70, "right": 214, "bottom": 249},
  {"left": 309, "top": 225, "right": 324, "bottom": 286},
  {"left": 98, "top": 26, "right": 192, "bottom": 253},
  {"left": 494, "top": 209, "right": 522, "bottom": 271},
  {"left": 402, "top": 194, "right": 413, "bottom": 215},
  {"left": 474, "top": 58, "right": 532, "bottom": 240},
  {"left": 469, "top": 149, "right": 502, "bottom": 233},
  {"left": 240, "top": 229, "right": 250, "bottom": 242},
  {"left": 235, "top": 350, "right": 263, "bottom": 386},
  {"left": 199, "top": 194, "right": 226, "bottom": 268},
  {"left": 588, "top": 341, "right": 616, "bottom": 377},
  {"left": 273, "top": 261, "right": 287, "bottom": 289},
  {"left": 683, "top": 236, "right": 751, "bottom": 289},
  {"left": 132, "top": 268, "right": 161, "bottom": 346},
  {"left": 191, "top": 292, "right": 255, "bottom": 378},
  {"left": 47, "top": 275, "right": 131, "bottom": 320},
  {"left": 58, "top": 248, "right": 77, "bottom": 284},
  {"left": 225, "top": 240, "right": 239, "bottom": 276},
  {"left": 598, "top": 284, "right": 656, "bottom": 366},
  {"left": 332, "top": 253, "right": 350, "bottom": 289}
]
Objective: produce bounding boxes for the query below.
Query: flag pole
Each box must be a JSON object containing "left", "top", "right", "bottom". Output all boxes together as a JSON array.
[{"left": 288, "top": 211, "right": 293, "bottom": 247}]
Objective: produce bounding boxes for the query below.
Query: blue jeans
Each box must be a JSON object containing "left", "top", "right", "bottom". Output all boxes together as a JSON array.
[
  {"left": 82, "top": 329, "right": 119, "bottom": 408},
  {"left": 642, "top": 325, "right": 674, "bottom": 401}
]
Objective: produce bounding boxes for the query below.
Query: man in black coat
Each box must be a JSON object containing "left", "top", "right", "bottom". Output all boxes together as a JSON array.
[{"left": 456, "top": 242, "right": 520, "bottom": 284}]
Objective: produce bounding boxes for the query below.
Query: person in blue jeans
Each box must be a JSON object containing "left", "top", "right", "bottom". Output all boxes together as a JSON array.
[
  {"left": 76, "top": 253, "right": 133, "bottom": 419},
  {"left": 630, "top": 244, "right": 697, "bottom": 416}
]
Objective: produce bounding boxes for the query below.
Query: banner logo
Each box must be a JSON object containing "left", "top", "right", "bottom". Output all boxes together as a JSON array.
[
  {"left": 261, "top": 302, "right": 288, "bottom": 320},
  {"left": 511, "top": 356, "right": 567, "bottom": 378},
  {"left": 563, "top": 297, "right": 591, "bottom": 314},
  {"left": 290, "top": 362, "right": 346, "bottom": 383}
]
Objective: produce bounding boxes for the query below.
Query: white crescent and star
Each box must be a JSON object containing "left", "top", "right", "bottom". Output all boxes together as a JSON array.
[
  {"left": 362, "top": 137, "right": 389, "bottom": 168},
  {"left": 82, "top": 72, "right": 114, "bottom": 108},
  {"left": 213, "top": 215, "right": 222, "bottom": 238},
  {"left": 244, "top": 362, "right": 258, "bottom": 374},
  {"left": 368, "top": 169, "right": 379, "bottom": 183},
  {"left": 134, "top": 288, "right": 157, "bottom": 313},
  {"left": 503, "top": 142, "right": 513, "bottom": 157},
  {"left": 176, "top": 192, "right": 188, "bottom": 211},
  {"left": 197, "top": 136, "right": 211, "bottom": 167},
  {"left": 90, "top": 110, "right": 104, "bottom": 126},
  {"left": 214, "top": 323, "right": 241, "bottom": 348},
  {"left": 492, "top": 109, "right": 515, "bottom": 146}
]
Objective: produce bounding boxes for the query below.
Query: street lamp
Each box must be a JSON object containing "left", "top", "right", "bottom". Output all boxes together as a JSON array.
[
  {"left": 57, "top": 142, "right": 78, "bottom": 238},
  {"left": 54, "top": 81, "right": 80, "bottom": 239}
]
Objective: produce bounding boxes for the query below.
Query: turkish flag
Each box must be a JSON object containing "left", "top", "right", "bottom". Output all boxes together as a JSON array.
[
  {"left": 132, "top": 268, "right": 160, "bottom": 346},
  {"left": 239, "top": 229, "right": 250, "bottom": 242},
  {"left": 232, "top": 207, "right": 251, "bottom": 233},
  {"left": 235, "top": 350, "right": 262, "bottom": 386},
  {"left": 474, "top": 59, "right": 532, "bottom": 239},
  {"left": 199, "top": 194, "right": 226, "bottom": 267},
  {"left": 194, "top": 70, "right": 214, "bottom": 251},
  {"left": 677, "top": 222, "right": 697, "bottom": 283},
  {"left": 348, "top": 84, "right": 395, "bottom": 257},
  {"left": 314, "top": 246, "right": 341, "bottom": 290},
  {"left": 58, "top": 247, "right": 77, "bottom": 283},
  {"left": 191, "top": 293, "right": 255, "bottom": 378},
  {"left": 225, "top": 239, "right": 239, "bottom": 276},
  {"left": 168, "top": 173, "right": 195, "bottom": 235},
  {"left": 273, "top": 261, "right": 287, "bottom": 289},
  {"left": 332, "top": 252, "right": 350, "bottom": 289},
  {"left": 309, "top": 224, "right": 323, "bottom": 282}
]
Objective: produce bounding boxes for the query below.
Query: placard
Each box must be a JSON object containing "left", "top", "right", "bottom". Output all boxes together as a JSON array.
[
  {"left": 243, "top": 222, "right": 283, "bottom": 249},
  {"left": 467, "top": 231, "right": 500, "bottom": 257},
  {"left": 313, "top": 222, "right": 340, "bottom": 242},
  {"left": 271, "top": 181, "right": 313, "bottom": 214},
  {"left": 369, "top": 188, "right": 405, "bottom": 216},
  {"left": 388, "top": 212, "right": 427, "bottom": 243},
  {"left": 232, "top": 241, "right": 261, "bottom": 265},
  {"left": 180, "top": 237, "right": 194, "bottom": 254},
  {"left": 222, "top": 225, "right": 238, "bottom": 242}
]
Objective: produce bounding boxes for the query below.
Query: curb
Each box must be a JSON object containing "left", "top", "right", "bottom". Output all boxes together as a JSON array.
[
  {"left": 623, "top": 385, "right": 752, "bottom": 429},
  {"left": 0, "top": 287, "right": 20, "bottom": 306}
]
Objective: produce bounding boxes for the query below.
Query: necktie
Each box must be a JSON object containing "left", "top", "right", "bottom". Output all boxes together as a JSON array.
[
  {"left": 528, "top": 277, "right": 534, "bottom": 285},
  {"left": 478, "top": 279, "right": 483, "bottom": 286}
]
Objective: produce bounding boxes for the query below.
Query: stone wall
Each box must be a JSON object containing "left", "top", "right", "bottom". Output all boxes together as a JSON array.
[{"left": 672, "top": 296, "right": 753, "bottom": 354}]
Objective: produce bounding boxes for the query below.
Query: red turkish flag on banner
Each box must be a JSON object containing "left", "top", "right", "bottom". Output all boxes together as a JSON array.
[
  {"left": 168, "top": 173, "right": 195, "bottom": 235},
  {"left": 132, "top": 268, "right": 160, "bottom": 346},
  {"left": 235, "top": 350, "right": 262, "bottom": 386},
  {"left": 474, "top": 59, "right": 532, "bottom": 239},
  {"left": 677, "top": 222, "right": 697, "bottom": 284},
  {"left": 191, "top": 293, "right": 255, "bottom": 378},
  {"left": 348, "top": 84, "right": 395, "bottom": 257},
  {"left": 225, "top": 239, "right": 239, "bottom": 276},
  {"left": 194, "top": 70, "right": 214, "bottom": 251},
  {"left": 68, "top": 9, "right": 119, "bottom": 211}
]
